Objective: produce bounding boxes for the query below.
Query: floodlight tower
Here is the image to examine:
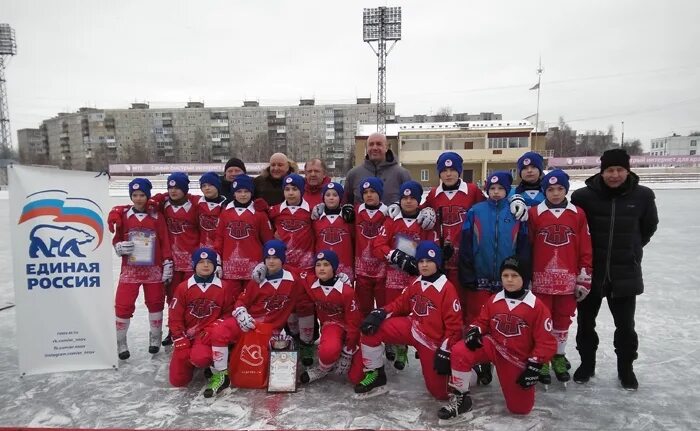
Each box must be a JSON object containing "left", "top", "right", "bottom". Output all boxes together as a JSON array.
[
  {"left": 363, "top": 7, "right": 401, "bottom": 134},
  {"left": 0, "top": 24, "right": 17, "bottom": 150}
]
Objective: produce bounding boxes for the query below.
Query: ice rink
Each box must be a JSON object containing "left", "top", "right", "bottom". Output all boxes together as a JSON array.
[{"left": 1, "top": 189, "right": 699, "bottom": 430}]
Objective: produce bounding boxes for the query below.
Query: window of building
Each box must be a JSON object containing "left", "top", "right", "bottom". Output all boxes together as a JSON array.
[
  {"left": 420, "top": 169, "right": 429, "bottom": 182},
  {"left": 691, "top": 140, "right": 697, "bottom": 147},
  {"left": 691, "top": 150, "right": 697, "bottom": 155}
]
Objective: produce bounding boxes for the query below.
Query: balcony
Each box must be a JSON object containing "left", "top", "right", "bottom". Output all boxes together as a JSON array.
[{"left": 59, "top": 131, "right": 69, "bottom": 139}]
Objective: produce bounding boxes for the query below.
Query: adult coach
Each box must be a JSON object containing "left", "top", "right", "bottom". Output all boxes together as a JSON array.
[
  {"left": 253, "top": 153, "right": 298, "bottom": 206},
  {"left": 570, "top": 148, "right": 658, "bottom": 390}
]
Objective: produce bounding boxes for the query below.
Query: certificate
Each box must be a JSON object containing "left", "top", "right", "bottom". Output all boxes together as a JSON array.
[
  {"left": 268, "top": 350, "right": 298, "bottom": 393},
  {"left": 128, "top": 230, "right": 156, "bottom": 266}
]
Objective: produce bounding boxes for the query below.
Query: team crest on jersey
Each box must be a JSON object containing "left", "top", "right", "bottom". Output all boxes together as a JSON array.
[
  {"left": 227, "top": 220, "right": 253, "bottom": 239},
  {"left": 492, "top": 313, "right": 528, "bottom": 337},
  {"left": 538, "top": 225, "right": 575, "bottom": 247},
  {"left": 199, "top": 214, "right": 218, "bottom": 232},
  {"left": 187, "top": 298, "right": 220, "bottom": 319},
  {"left": 279, "top": 219, "right": 306, "bottom": 233},
  {"left": 264, "top": 294, "right": 290, "bottom": 312},
  {"left": 320, "top": 227, "right": 348, "bottom": 246},
  {"left": 166, "top": 217, "right": 191, "bottom": 235},
  {"left": 317, "top": 301, "right": 343, "bottom": 317},
  {"left": 440, "top": 205, "right": 465, "bottom": 227},
  {"left": 359, "top": 220, "right": 382, "bottom": 239},
  {"left": 410, "top": 294, "right": 437, "bottom": 317}
]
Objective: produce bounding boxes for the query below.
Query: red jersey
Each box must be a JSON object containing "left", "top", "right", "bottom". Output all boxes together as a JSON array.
[
  {"left": 472, "top": 290, "right": 557, "bottom": 368},
  {"left": 354, "top": 203, "right": 388, "bottom": 279},
  {"left": 384, "top": 274, "right": 463, "bottom": 349},
  {"left": 113, "top": 207, "right": 172, "bottom": 284},
  {"left": 196, "top": 195, "right": 226, "bottom": 248},
  {"left": 313, "top": 213, "right": 354, "bottom": 280},
  {"left": 269, "top": 200, "right": 315, "bottom": 270},
  {"left": 423, "top": 181, "right": 485, "bottom": 271},
  {"left": 301, "top": 276, "right": 362, "bottom": 350},
  {"left": 374, "top": 213, "right": 438, "bottom": 290},
  {"left": 168, "top": 275, "right": 236, "bottom": 340},
  {"left": 215, "top": 202, "right": 274, "bottom": 280},
  {"left": 234, "top": 270, "right": 309, "bottom": 330},
  {"left": 527, "top": 202, "right": 593, "bottom": 295},
  {"left": 162, "top": 195, "right": 200, "bottom": 272}
]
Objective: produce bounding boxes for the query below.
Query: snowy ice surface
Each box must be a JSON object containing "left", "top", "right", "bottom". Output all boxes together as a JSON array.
[{"left": 0, "top": 190, "right": 699, "bottom": 430}]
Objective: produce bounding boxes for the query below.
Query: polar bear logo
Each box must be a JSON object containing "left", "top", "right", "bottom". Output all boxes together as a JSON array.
[{"left": 29, "top": 225, "right": 95, "bottom": 258}]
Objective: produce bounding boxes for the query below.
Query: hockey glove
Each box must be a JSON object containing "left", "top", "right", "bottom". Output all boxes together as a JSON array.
[
  {"left": 107, "top": 206, "right": 127, "bottom": 234},
  {"left": 387, "top": 202, "right": 401, "bottom": 219},
  {"left": 251, "top": 262, "right": 267, "bottom": 284},
  {"left": 215, "top": 254, "right": 223, "bottom": 279},
  {"left": 336, "top": 272, "right": 351, "bottom": 285},
  {"left": 442, "top": 243, "right": 455, "bottom": 262},
  {"left": 253, "top": 198, "right": 269, "bottom": 213},
  {"left": 335, "top": 346, "right": 356, "bottom": 376},
  {"left": 575, "top": 268, "right": 592, "bottom": 302},
  {"left": 433, "top": 341, "right": 451, "bottom": 376},
  {"left": 162, "top": 260, "right": 174, "bottom": 284},
  {"left": 173, "top": 337, "right": 190, "bottom": 351},
  {"left": 389, "top": 249, "right": 420, "bottom": 276},
  {"left": 517, "top": 360, "right": 543, "bottom": 388},
  {"left": 311, "top": 203, "right": 325, "bottom": 221},
  {"left": 465, "top": 326, "right": 483, "bottom": 351},
  {"left": 361, "top": 308, "right": 387, "bottom": 335},
  {"left": 233, "top": 306, "right": 256, "bottom": 332},
  {"left": 416, "top": 207, "right": 437, "bottom": 230},
  {"left": 114, "top": 241, "right": 134, "bottom": 256},
  {"left": 509, "top": 194, "right": 529, "bottom": 222},
  {"left": 341, "top": 204, "right": 356, "bottom": 223}
]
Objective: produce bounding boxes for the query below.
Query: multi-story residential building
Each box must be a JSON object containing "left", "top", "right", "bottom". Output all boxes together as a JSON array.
[
  {"left": 17, "top": 127, "right": 49, "bottom": 165},
  {"left": 394, "top": 112, "right": 502, "bottom": 123},
  {"left": 650, "top": 134, "right": 699, "bottom": 156}
]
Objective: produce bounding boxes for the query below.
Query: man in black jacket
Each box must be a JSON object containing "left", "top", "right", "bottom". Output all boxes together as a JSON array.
[{"left": 570, "top": 149, "right": 658, "bottom": 390}]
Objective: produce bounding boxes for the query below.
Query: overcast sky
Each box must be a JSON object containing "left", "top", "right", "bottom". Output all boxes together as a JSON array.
[{"left": 4, "top": 0, "right": 700, "bottom": 149}]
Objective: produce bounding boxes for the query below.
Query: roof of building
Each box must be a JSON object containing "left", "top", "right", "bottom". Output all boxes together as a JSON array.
[{"left": 356, "top": 120, "right": 534, "bottom": 137}]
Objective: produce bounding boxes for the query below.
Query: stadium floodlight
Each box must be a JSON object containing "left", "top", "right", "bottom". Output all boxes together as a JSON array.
[
  {"left": 363, "top": 7, "right": 401, "bottom": 134},
  {"left": 0, "top": 23, "right": 17, "bottom": 150}
]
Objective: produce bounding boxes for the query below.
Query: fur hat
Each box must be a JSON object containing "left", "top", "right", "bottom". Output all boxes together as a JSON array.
[
  {"left": 315, "top": 250, "right": 339, "bottom": 273},
  {"left": 600, "top": 148, "right": 631, "bottom": 172},
  {"left": 167, "top": 172, "right": 190, "bottom": 193},
  {"left": 437, "top": 152, "right": 463, "bottom": 176},
  {"left": 415, "top": 241, "right": 443, "bottom": 268},
  {"left": 359, "top": 177, "right": 384, "bottom": 200},
  {"left": 199, "top": 171, "right": 221, "bottom": 191},
  {"left": 542, "top": 169, "right": 570, "bottom": 193},
  {"left": 129, "top": 178, "right": 152, "bottom": 199},
  {"left": 263, "top": 239, "right": 286, "bottom": 264},
  {"left": 283, "top": 174, "right": 305, "bottom": 196}
]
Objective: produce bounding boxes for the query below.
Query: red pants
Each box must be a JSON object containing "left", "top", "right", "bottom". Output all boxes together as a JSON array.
[
  {"left": 209, "top": 317, "right": 243, "bottom": 347},
  {"left": 537, "top": 293, "right": 576, "bottom": 333},
  {"left": 318, "top": 324, "right": 365, "bottom": 384},
  {"left": 115, "top": 281, "right": 165, "bottom": 319},
  {"left": 169, "top": 331, "right": 214, "bottom": 387},
  {"left": 361, "top": 317, "right": 449, "bottom": 400},
  {"left": 168, "top": 271, "right": 194, "bottom": 304},
  {"left": 451, "top": 337, "right": 535, "bottom": 415},
  {"left": 355, "top": 275, "right": 386, "bottom": 315},
  {"left": 464, "top": 290, "right": 494, "bottom": 326}
]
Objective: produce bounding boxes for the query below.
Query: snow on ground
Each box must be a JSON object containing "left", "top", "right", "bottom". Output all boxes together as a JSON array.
[{"left": 1, "top": 190, "right": 699, "bottom": 430}]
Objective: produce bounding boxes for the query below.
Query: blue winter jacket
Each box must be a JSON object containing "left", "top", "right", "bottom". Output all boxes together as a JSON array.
[
  {"left": 458, "top": 197, "right": 530, "bottom": 293},
  {"left": 510, "top": 183, "right": 545, "bottom": 207}
]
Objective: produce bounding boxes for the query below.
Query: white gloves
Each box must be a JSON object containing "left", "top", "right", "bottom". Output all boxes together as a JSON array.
[
  {"left": 215, "top": 254, "right": 223, "bottom": 279},
  {"left": 335, "top": 346, "right": 357, "bottom": 376},
  {"left": 233, "top": 306, "right": 256, "bottom": 332},
  {"left": 114, "top": 241, "right": 134, "bottom": 256},
  {"left": 311, "top": 203, "right": 325, "bottom": 221},
  {"left": 162, "top": 259, "right": 173, "bottom": 284},
  {"left": 509, "top": 194, "right": 529, "bottom": 222},
  {"left": 416, "top": 207, "right": 436, "bottom": 230},
  {"left": 251, "top": 262, "right": 267, "bottom": 283},
  {"left": 387, "top": 203, "right": 401, "bottom": 219},
  {"left": 337, "top": 272, "right": 350, "bottom": 284},
  {"left": 575, "top": 268, "right": 592, "bottom": 302}
]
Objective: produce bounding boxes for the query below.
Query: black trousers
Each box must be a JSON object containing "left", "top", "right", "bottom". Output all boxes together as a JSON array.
[{"left": 575, "top": 292, "right": 638, "bottom": 363}]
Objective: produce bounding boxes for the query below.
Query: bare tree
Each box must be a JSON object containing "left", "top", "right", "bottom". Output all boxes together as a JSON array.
[
  {"left": 433, "top": 106, "right": 452, "bottom": 122},
  {"left": 621, "top": 139, "right": 644, "bottom": 155},
  {"left": 545, "top": 117, "right": 577, "bottom": 157}
]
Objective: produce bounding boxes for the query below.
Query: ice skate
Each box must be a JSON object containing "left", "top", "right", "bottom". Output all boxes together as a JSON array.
[
  {"left": 161, "top": 332, "right": 173, "bottom": 347},
  {"left": 353, "top": 366, "right": 388, "bottom": 399},
  {"left": 300, "top": 366, "right": 328, "bottom": 384},
  {"left": 148, "top": 330, "right": 162, "bottom": 354},
  {"left": 385, "top": 344, "right": 396, "bottom": 362},
  {"left": 393, "top": 345, "right": 408, "bottom": 370},
  {"left": 437, "top": 390, "right": 473, "bottom": 426},
  {"left": 552, "top": 354, "right": 571, "bottom": 384},
  {"left": 474, "top": 363, "right": 492, "bottom": 386},
  {"left": 299, "top": 341, "right": 315, "bottom": 367},
  {"left": 203, "top": 370, "right": 230, "bottom": 398},
  {"left": 539, "top": 362, "right": 551, "bottom": 390},
  {"left": 117, "top": 333, "right": 130, "bottom": 360}
]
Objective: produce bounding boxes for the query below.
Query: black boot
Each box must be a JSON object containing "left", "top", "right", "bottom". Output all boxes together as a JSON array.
[
  {"left": 618, "top": 357, "right": 638, "bottom": 391},
  {"left": 573, "top": 360, "right": 596, "bottom": 384}
]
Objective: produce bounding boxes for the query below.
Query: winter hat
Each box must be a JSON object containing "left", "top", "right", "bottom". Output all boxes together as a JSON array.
[
  {"left": 263, "top": 239, "right": 286, "bottom": 264},
  {"left": 359, "top": 177, "right": 384, "bottom": 200},
  {"left": 485, "top": 171, "right": 513, "bottom": 192},
  {"left": 167, "top": 172, "right": 190, "bottom": 193},
  {"left": 399, "top": 180, "right": 424, "bottom": 202},
  {"left": 517, "top": 152, "right": 544, "bottom": 177},
  {"left": 437, "top": 152, "right": 463, "bottom": 176},
  {"left": 224, "top": 157, "right": 247, "bottom": 174},
  {"left": 199, "top": 171, "right": 221, "bottom": 191},
  {"left": 500, "top": 256, "right": 531, "bottom": 290},
  {"left": 322, "top": 182, "right": 344, "bottom": 201},
  {"left": 129, "top": 178, "right": 152, "bottom": 199},
  {"left": 315, "top": 250, "right": 339, "bottom": 273},
  {"left": 415, "top": 241, "right": 443, "bottom": 268},
  {"left": 600, "top": 148, "right": 631, "bottom": 172},
  {"left": 283, "top": 174, "right": 305, "bottom": 196},
  {"left": 231, "top": 174, "right": 255, "bottom": 193},
  {"left": 192, "top": 247, "right": 218, "bottom": 269},
  {"left": 542, "top": 169, "right": 570, "bottom": 193}
]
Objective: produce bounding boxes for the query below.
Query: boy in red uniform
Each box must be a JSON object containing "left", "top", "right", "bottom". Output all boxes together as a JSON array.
[
  {"left": 196, "top": 172, "right": 227, "bottom": 249},
  {"left": 298, "top": 250, "right": 364, "bottom": 385},
  {"left": 443, "top": 256, "right": 556, "bottom": 424},
  {"left": 355, "top": 241, "right": 463, "bottom": 400},
  {"left": 527, "top": 169, "right": 592, "bottom": 385},
  {"left": 312, "top": 182, "right": 355, "bottom": 283},
  {"left": 423, "top": 152, "right": 485, "bottom": 318},
  {"left": 353, "top": 178, "right": 388, "bottom": 316},
  {"left": 215, "top": 174, "right": 274, "bottom": 300},
  {"left": 168, "top": 248, "right": 237, "bottom": 392},
  {"left": 112, "top": 178, "right": 173, "bottom": 360},
  {"left": 374, "top": 180, "right": 438, "bottom": 370}
]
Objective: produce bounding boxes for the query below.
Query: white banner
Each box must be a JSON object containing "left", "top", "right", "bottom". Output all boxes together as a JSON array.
[{"left": 8, "top": 165, "right": 117, "bottom": 376}]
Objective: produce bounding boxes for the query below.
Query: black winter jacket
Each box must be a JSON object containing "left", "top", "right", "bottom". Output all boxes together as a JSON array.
[{"left": 571, "top": 172, "right": 658, "bottom": 298}]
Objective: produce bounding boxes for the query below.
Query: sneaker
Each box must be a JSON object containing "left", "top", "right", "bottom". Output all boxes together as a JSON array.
[
  {"left": 148, "top": 330, "right": 162, "bottom": 354},
  {"left": 437, "top": 390, "right": 473, "bottom": 425},
  {"left": 300, "top": 366, "right": 328, "bottom": 384},
  {"left": 573, "top": 361, "right": 596, "bottom": 384},
  {"left": 385, "top": 345, "right": 396, "bottom": 362},
  {"left": 393, "top": 345, "right": 408, "bottom": 370},
  {"left": 161, "top": 332, "right": 173, "bottom": 347},
  {"left": 203, "top": 370, "right": 230, "bottom": 398},
  {"left": 539, "top": 362, "right": 552, "bottom": 385},
  {"left": 300, "top": 342, "right": 315, "bottom": 367},
  {"left": 551, "top": 354, "right": 571, "bottom": 382},
  {"left": 354, "top": 366, "right": 387, "bottom": 396},
  {"left": 475, "top": 363, "right": 493, "bottom": 386}
]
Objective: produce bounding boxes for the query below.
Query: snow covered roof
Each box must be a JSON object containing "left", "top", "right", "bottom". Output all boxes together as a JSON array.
[{"left": 356, "top": 120, "right": 534, "bottom": 137}]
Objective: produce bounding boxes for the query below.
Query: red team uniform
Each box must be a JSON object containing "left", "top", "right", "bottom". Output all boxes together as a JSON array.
[
  {"left": 354, "top": 202, "right": 388, "bottom": 314},
  {"left": 313, "top": 212, "right": 355, "bottom": 283},
  {"left": 269, "top": 200, "right": 315, "bottom": 270},
  {"left": 196, "top": 195, "right": 226, "bottom": 248},
  {"left": 162, "top": 195, "right": 200, "bottom": 294}
]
